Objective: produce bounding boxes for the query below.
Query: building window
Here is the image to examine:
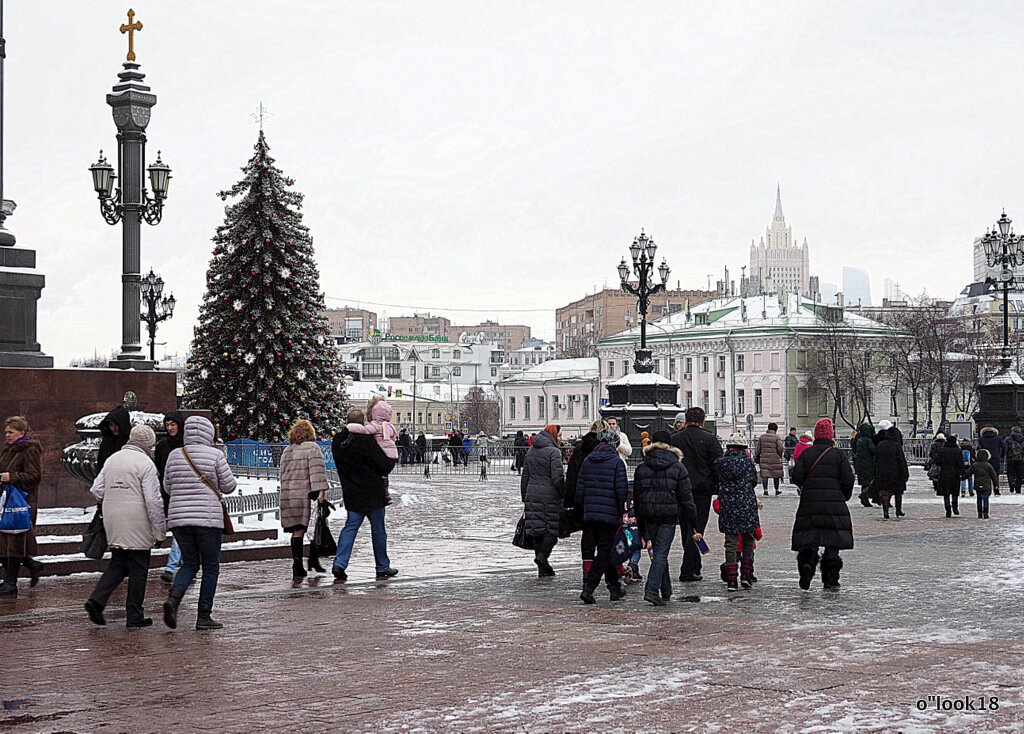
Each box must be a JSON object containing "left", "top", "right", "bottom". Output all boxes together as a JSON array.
[
  {"left": 431, "top": 348, "right": 440, "bottom": 359},
  {"left": 431, "top": 366, "right": 440, "bottom": 377},
  {"left": 363, "top": 363, "right": 383, "bottom": 379},
  {"left": 719, "top": 390, "right": 727, "bottom": 416},
  {"left": 797, "top": 350, "right": 807, "bottom": 369},
  {"left": 685, "top": 390, "right": 693, "bottom": 407},
  {"left": 736, "top": 389, "right": 745, "bottom": 415},
  {"left": 490, "top": 367, "right": 497, "bottom": 377},
  {"left": 567, "top": 398, "right": 574, "bottom": 419},
  {"left": 702, "top": 390, "right": 710, "bottom": 412},
  {"left": 509, "top": 397, "right": 516, "bottom": 420},
  {"left": 669, "top": 357, "right": 676, "bottom": 380},
  {"left": 771, "top": 386, "right": 780, "bottom": 415},
  {"left": 753, "top": 353, "right": 762, "bottom": 372},
  {"left": 701, "top": 356, "right": 709, "bottom": 373},
  {"left": 754, "top": 388, "right": 763, "bottom": 415},
  {"left": 622, "top": 360, "right": 629, "bottom": 375},
  {"left": 385, "top": 363, "right": 401, "bottom": 379},
  {"left": 736, "top": 354, "right": 745, "bottom": 371},
  {"left": 582, "top": 395, "right": 589, "bottom": 419},
  {"left": 552, "top": 395, "right": 559, "bottom": 419},
  {"left": 453, "top": 349, "right": 461, "bottom": 359},
  {"left": 607, "top": 361, "right": 615, "bottom": 378},
  {"left": 770, "top": 352, "right": 780, "bottom": 371},
  {"left": 838, "top": 390, "right": 848, "bottom": 415},
  {"left": 452, "top": 366, "right": 461, "bottom": 377},
  {"left": 686, "top": 357, "right": 693, "bottom": 374},
  {"left": 524, "top": 396, "right": 531, "bottom": 421},
  {"left": 538, "top": 396, "right": 545, "bottom": 420},
  {"left": 417, "top": 412, "right": 423, "bottom": 425},
  {"left": 718, "top": 355, "right": 727, "bottom": 373}
]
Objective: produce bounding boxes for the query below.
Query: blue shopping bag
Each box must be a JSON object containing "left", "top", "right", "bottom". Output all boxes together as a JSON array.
[{"left": 0, "top": 486, "right": 31, "bottom": 534}]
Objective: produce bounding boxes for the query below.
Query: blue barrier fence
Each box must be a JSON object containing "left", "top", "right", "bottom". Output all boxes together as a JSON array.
[{"left": 225, "top": 440, "right": 336, "bottom": 472}]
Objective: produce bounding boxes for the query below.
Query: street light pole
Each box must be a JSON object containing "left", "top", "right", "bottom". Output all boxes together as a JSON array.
[
  {"left": 618, "top": 230, "right": 670, "bottom": 373},
  {"left": 139, "top": 268, "right": 175, "bottom": 362},
  {"left": 981, "top": 210, "right": 1024, "bottom": 372},
  {"left": 89, "top": 10, "right": 171, "bottom": 370}
]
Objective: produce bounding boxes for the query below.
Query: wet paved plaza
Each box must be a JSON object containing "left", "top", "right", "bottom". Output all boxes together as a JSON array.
[{"left": 2, "top": 466, "right": 1022, "bottom": 732}]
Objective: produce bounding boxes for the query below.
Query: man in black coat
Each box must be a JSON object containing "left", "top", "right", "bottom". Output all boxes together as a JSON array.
[
  {"left": 670, "top": 407, "right": 723, "bottom": 582},
  {"left": 97, "top": 405, "right": 131, "bottom": 471},
  {"left": 154, "top": 411, "right": 185, "bottom": 583},
  {"left": 415, "top": 432, "right": 427, "bottom": 463},
  {"left": 330, "top": 408, "right": 398, "bottom": 582}
]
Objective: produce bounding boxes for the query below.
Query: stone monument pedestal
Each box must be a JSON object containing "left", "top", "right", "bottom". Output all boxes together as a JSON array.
[
  {"left": 974, "top": 366, "right": 1024, "bottom": 436},
  {"left": 599, "top": 372, "right": 680, "bottom": 454},
  {"left": 0, "top": 367, "right": 176, "bottom": 507},
  {"left": 0, "top": 236, "right": 52, "bottom": 368}
]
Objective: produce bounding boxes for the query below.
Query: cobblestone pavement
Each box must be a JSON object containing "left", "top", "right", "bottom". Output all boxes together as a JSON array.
[{"left": 2, "top": 467, "right": 1022, "bottom": 732}]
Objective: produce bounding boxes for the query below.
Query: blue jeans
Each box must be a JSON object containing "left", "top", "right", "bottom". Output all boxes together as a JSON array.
[
  {"left": 171, "top": 527, "right": 223, "bottom": 607},
  {"left": 961, "top": 476, "right": 974, "bottom": 495},
  {"left": 977, "top": 490, "right": 991, "bottom": 513},
  {"left": 333, "top": 507, "right": 390, "bottom": 572},
  {"left": 164, "top": 538, "right": 181, "bottom": 573},
  {"left": 644, "top": 522, "right": 675, "bottom": 599}
]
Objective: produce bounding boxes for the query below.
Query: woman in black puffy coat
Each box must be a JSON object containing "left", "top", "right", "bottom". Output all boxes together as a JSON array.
[
  {"left": 935, "top": 434, "right": 964, "bottom": 518},
  {"left": 790, "top": 419, "right": 854, "bottom": 591},
  {"left": 521, "top": 425, "right": 565, "bottom": 577},
  {"left": 575, "top": 429, "right": 628, "bottom": 604}
]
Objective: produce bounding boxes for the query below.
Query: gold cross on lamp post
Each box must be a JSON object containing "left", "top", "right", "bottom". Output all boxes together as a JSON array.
[{"left": 120, "top": 9, "right": 143, "bottom": 62}]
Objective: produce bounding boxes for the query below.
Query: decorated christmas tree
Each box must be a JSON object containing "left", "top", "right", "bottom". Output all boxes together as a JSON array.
[{"left": 184, "top": 131, "right": 345, "bottom": 441}]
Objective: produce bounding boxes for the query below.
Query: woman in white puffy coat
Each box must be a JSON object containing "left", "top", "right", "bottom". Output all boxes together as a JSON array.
[{"left": 161, "top": 416, "right": 236, "bottom": 631}]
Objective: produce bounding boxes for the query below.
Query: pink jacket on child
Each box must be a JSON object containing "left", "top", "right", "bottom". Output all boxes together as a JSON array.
[{"left": 347, "top": 400, "right": 399, "bottom": 459}]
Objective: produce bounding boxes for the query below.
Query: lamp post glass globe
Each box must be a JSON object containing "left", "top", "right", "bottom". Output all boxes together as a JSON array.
[
  {"left": 147, "top": 152, "right": 172, "bottom": 199},
  {"left": 659, "top": 259, "right": 670, "bottom": 283},
  {"left": 90, "top": 152, "right": 115, "bottom": 198},
  {"left": 629, "top": 238, "right": 641, "bottom": 263},
  {"left": 999, "top": 210, "right": 1012, "bottom": 238},
  {"left": 617, "top": 258, "right": 630, "bottom": 283}
]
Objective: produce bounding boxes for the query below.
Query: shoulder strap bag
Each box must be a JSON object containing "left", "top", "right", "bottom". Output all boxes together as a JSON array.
[
  {"left": 806, "top": 446, "right": 833, "bottom": 478},
  {"left": 181, "top": 447, "right": 235, "bottom": 535}
]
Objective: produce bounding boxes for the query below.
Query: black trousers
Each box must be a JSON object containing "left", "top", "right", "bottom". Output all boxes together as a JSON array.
[
  {"left": 582, "top": 522, "right": 619, "bottom": 590},
  {"left": 533, "top": 533, "right": 557, "bottom": 563},
  {"left": 1007, "top": 461, "right": 1024, "bottom": 493},
  {"left": 89, "top": 548, "right": 152, "bottom": 625},
  {"left": 681, "top": 493, "right": 713, "bottom": 577}
]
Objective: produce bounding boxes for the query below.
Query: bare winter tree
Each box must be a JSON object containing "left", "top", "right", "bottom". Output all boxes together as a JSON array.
[
  {"left": 461, "top": 386, "right": 500, "bottom": 435},
  {"left": 805, "top": 306, "right": 861, "bottom": 431}
]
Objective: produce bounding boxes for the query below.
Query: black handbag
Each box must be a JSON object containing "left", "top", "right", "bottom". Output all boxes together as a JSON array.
[
  {"left": 81, "top": 504, "right": 108, "bottom": 560},
  {"left": 311, "top": 500, "right": 337, "bottom": 557},
  {"left": 512, "top": 512, "right": 535, "bottom": 550}
]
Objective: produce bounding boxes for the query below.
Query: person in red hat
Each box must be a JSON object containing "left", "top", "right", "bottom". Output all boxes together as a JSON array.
[{"left": 790, "top": 418, "right": 854, "bottom": 590}]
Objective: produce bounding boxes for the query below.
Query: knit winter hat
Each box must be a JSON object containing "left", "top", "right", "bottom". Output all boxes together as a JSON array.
[
  {"left": 597, "top": 428, "right": 620, "bottom": 447},
  {"left": 673, "top": 412, "right": 687, "bottom": 424},
  {"left": 802, "top": 431, "right": 814, "bottom": 439},
  {"left": 726, "top": 432, "right": 747, "bottom": 447},
  {"left": 129, "top": 424, "right": 156, "bottom": 449},
  {"left": 652, "top": 430, "right": 672, "bottom": 444},
  {"left": 813, "top": 419, "right": 834, "bottom": 441}
]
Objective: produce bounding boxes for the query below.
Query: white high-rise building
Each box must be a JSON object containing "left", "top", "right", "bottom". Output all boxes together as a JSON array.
[{"left": 749, "top": 185, "right": 811, "bottom": 297}]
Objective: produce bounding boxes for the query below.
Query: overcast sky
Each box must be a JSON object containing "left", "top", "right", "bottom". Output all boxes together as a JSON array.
[{"left": 8, "top": 2, "right": 1024, "bottom": 365}]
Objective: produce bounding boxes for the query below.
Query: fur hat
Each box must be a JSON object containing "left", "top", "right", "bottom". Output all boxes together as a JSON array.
[
  {"left": 814, "top": 419, "right": 834, "bottom": 441},
  {"left": 597, "top": 428, "right": 620, "bottom": 447},
  {"left": 935, "top": 433, "right": 946, "bottom": 441},
  {"left": 726, "top": 432, "right": 747, "bottom": 447},
  {"left": 129, "top": 424, "right": 156, "bottom": 449},
  {"left": 877, "top": 419, "right": 893, "bottom": 431},
  {"left": 977, "top": 449, "right": 991, "bottom": 461}
]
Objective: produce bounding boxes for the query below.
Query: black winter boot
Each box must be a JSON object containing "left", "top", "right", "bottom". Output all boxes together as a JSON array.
[
  {"left": 797, "top": 549, "right": 819, "bottom": 590},
  {"left": 608, "top": 584, "right": 626, "bottom": 601},
  {"left": 820, "top": 557, "right": 843, "bottom": 589},
  {"left": 84, "top": 598, "right": 106, "bottom": 626},
  {"left": 719, "top": 562, "right": 729, "bottom": 583},
  {"left": 290, "top": 537, "right": 307, "bottom": 578},
  {"left": 163, "top": 586, "right": 185, "bottom": 629},
  {"left": 308, "top": 552, "right": 325, "bottom": 573},
  {"left": 579, "top": 585, "right": 596, "bottom": 605},
  {"left": 0, "top": 557, "right": 18, "bottom": 596},
  {"left": 23, "top": 557, "right": 43, "bottom": 588},
  {"left": 195, "top": 602, "right": 223, "bottom": 630}
]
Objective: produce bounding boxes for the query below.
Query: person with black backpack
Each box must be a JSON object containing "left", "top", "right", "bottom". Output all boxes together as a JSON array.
[{"left": 1003, "top": 427, "right": 1024, "bottom": 494}]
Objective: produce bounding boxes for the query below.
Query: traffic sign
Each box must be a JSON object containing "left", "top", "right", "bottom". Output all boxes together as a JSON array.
[
  {"left": 954, "top": 412, "right": 966, "bottom": 422},
  {"left": 444, "top": 421, "right": 453, "bottom": 432},
  {"left": 462, "top": 421, "right": 468, "bottom": 430},
  {"left": 394, "top": 389, "right": 403, "bottom": 398}
]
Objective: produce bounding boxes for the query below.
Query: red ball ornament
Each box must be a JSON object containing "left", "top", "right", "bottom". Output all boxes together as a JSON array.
[{"left": 221, "top": 196, "right": 226, "bottom": 201}]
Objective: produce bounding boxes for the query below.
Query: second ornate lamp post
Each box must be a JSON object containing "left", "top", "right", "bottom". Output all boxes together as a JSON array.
[
  {"left": 139, "top": 268, "right": 175, "bottom": 362},
  {"left": 618, "top": 229, "right": 670, "bottom": 374},
  {"left": 88, "top": 9, "right": 171, "bottom": 370}
]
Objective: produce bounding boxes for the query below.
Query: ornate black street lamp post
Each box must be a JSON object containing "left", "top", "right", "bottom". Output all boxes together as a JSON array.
[
  {"left": 88, "top": 9, "right": 171, "bottom": 369},
  {"left": 617, "top": 230, "right": 670, "bottom": 373},
  {"left": 139, "top": 268, "right": 175, "bottom": 362},
  {"left": 980, "top": 210, "right": 1024, "bottom": 371}
]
